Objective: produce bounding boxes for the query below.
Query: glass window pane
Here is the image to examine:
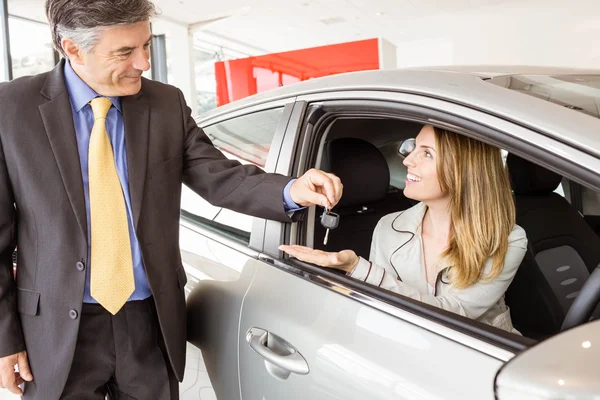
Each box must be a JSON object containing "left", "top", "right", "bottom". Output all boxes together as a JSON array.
[
  {"left": 0, "top": 17, "right": 6, "bottom": 82},
  {"left": 203, "top": 108, "right": 284, "bottom": 168},
  {"left": 181, "top": 107, "right": 285, "bottom": 242},
  {"left": 194, "top": 48, "right": 218, "bottom": 114},
  {"left": 9, "top": 17, "right": 55, "bottom": 79}
]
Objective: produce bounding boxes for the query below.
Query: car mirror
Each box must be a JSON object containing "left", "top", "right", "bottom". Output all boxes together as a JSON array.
[{"left": 495, "top": 320, "right": 600, "bottom": 399}]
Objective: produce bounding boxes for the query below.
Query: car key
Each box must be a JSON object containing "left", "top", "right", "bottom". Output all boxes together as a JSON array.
[{"left": 321, "top": 207, "right": 340, "bottom": 246}]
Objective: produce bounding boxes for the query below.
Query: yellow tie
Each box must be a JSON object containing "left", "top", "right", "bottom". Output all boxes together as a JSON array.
[{"left": 88, "top": 97, "right": 135, "bottom": 315}]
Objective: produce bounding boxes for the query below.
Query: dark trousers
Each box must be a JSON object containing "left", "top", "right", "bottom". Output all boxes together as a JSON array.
[{"left": 60, "top": 297, "right": 179, "bottom": 400}]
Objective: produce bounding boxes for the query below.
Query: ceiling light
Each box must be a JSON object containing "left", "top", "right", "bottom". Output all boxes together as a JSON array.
[
  {"left": 320, "top": 16, "right": 346, "bottom": 25},
  {"left": 375, "top": 12, "right": 384, "bottom": 16}
]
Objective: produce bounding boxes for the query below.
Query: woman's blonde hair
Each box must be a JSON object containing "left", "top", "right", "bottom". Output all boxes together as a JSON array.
[{"left": 434, "top": 127, "right": 516, "bottom": 288}]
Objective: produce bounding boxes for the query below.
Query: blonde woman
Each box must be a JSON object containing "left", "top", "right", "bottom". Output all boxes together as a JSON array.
[{"left": 281, "top": 125, "right": 527, "bottom": 332}]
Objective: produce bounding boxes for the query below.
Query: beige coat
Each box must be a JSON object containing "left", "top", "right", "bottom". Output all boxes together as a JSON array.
[{"left": 350, "top": 202, "right": 527, "bottom": 332}]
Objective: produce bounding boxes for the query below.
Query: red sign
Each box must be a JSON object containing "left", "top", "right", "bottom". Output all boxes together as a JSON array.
[{"left": 215, "top": 38, "right": 381, "bottom": 106}]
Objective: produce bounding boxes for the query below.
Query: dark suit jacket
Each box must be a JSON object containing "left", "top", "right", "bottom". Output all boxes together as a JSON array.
[{"left": 0, "top": 59, "right": 293, "bottom": 399}]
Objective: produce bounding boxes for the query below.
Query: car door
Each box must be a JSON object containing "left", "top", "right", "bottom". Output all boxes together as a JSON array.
[
  {"left": 232, "top": 99, "right": 530, "bottom": 400},
  {"left": 180, "top": 102, "right": 295, "bottom": 399}
]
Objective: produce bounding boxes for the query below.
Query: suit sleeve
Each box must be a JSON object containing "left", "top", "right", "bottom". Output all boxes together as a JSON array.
[
  {"left": 176, "top": 89, "right": 296, "bottom": 223},
  {"left": 351, "top": 224, "right": 528, "bottom": 320},
  {"left": 0, "top": 134, "right": 24, "bottom": 357}
]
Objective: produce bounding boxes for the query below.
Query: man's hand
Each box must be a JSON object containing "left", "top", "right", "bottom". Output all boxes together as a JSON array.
[
  {"left": 0, "top": 351, "right": 33, "bottom": 395},
  {"left": 290, "top": 169, "right": 343, "bottom": 209}
]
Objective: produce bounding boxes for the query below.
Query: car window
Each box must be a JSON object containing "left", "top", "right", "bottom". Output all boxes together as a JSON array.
[
  {"left": 301, "top": 113, "right": 600, "bottom": 341},
  {"left": 181, "top": 107, "right": 285, "bottom": 243}
]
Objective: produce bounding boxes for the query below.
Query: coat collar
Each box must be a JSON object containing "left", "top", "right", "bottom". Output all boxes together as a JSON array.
[
  {"left": 388, "top": 202, "right": 429, "bottom": 292},
  {"left": 39, "top": 60, "right": 88, "bottom": 238},
  {"left": 392, "top": 201, "right": 427, "bottom": 234},
  {"left": 39, "top": 60, "right": 150, "bottom": 239}
]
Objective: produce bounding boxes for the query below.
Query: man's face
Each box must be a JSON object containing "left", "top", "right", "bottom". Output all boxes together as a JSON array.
[{"left": 70, "top": 21, "right": 152, "bottom": 97}]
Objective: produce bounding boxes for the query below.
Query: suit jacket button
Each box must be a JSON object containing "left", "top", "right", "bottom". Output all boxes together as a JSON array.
[
  {"left": 69, "top": 310, "right": 78, "bottom": 320},
  {"left": 76, "top": 261, "right": 85, "bottom": 271}
]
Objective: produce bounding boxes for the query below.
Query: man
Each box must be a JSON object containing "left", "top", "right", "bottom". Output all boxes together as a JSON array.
[{"left": 0, "top": 0, "right": 342, "bottom": 398}]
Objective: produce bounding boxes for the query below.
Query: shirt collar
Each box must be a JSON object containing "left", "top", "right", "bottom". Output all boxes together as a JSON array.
[{"left": 63, "top": 60, "right": 122, "bottom": 113}]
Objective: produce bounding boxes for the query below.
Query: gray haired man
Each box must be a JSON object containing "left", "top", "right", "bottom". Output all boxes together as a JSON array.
[{"left": 0, "top": 0, "right": 343, "bottom": 398}]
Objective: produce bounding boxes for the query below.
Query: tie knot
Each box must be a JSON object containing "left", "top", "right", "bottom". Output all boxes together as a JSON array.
[{"left": 89, "top": 97, "right": 113, "bottom": 120}]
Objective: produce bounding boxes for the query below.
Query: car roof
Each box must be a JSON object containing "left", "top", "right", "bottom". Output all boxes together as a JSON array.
[
  {"left": 406, "top": 65, "right": 600, "bottom": 78},
  {"left": 198, "top": 66, "right": 600, "bottom": 157}
]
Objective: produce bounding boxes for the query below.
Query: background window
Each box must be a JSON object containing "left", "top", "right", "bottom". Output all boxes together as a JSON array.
[
  {"left": 192, "top": 33, "right": 249, "bottom": 115},
  {"left": 0, "top": 14, "right": 6, "bottom": 82},
  {"left": 181, "top": 107, "right": 285, "bottom": 243},
  {"left": 194, "top": 48, "right": 220, "bottom": 114},
  {"left": 9, "top": 16, "right": 55, "bottom": 79}
]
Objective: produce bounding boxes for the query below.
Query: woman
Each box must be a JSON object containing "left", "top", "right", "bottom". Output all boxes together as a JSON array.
[{"left": 281, "top": 125, "right": 527, "bottom": 332}]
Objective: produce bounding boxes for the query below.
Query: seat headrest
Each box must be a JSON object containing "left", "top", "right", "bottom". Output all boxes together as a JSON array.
[
  {"left": 324, "top": 138, "right": 390, "bottom": 208},
  {"left": 506, "top": 154, "right": 562, "bottom": 195}
]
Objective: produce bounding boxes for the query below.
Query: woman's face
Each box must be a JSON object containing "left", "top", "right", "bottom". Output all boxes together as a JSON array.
[{"left": 402, "top": 125, "right": 448, "bottom": 204}]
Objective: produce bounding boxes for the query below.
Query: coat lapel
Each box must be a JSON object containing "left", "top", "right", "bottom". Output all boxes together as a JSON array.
[
  {"left": 389, "top": 202, "right": 429, "bottom": 291},
  {"left": 122, "top": 90, "right": 149, "bottom": 230},
  {"left": 39, "top": 60, "right": 88, "bottom": 239}
]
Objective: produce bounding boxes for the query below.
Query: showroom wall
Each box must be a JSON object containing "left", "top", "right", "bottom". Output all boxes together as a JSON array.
[{"left": 392, "top": 0, "right": 599, "bottom": 68}]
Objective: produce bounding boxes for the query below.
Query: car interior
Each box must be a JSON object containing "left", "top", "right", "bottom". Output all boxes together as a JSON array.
[{"left": 305, "top": 115, "right": 600, "bottom": 341}]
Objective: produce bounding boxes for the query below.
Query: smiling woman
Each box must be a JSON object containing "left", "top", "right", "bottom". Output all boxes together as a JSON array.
[{"left": 281, "top": 124, "right": 527, "bottom": 332}]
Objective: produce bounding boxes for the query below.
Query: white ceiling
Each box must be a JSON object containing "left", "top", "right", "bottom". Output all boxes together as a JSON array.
[
  {"left": 8, "top": 0, "right": 600, "bottom": 69},
  {"left": 154, "top": 0, "right": 509, "bottom": 54},
  {"left": 8, "top": 0, "right": 509, "bottom": 54}
]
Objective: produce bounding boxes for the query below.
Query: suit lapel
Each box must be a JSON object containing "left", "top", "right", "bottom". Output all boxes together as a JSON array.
[
  {"left": 39, "top": 60, "right": 88, "bottom": 239},
  {"left": 122, "top": 92, "right": 149, "bottom": 230},
  {"left": 389, "top": 203, "right": 429, "bottom": 291}
]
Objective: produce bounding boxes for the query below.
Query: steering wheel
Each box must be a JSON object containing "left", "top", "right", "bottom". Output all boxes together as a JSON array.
[{"left": 561, "top": 265, "right": 600, "bottom": 331}]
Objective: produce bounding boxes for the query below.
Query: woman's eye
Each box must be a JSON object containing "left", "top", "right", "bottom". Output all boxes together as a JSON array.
[{"left": 424, "top": 150, "right": 432, "bottom": 158}]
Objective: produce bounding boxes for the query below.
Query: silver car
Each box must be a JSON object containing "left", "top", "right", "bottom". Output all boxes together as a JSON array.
[{"left": 179, "top": 67, "right": 600, "bottom": 400}]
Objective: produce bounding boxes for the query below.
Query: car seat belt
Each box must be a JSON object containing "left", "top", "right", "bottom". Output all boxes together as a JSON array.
[{"left": 570, "top": 180, "right": 584, "bottom": 216}]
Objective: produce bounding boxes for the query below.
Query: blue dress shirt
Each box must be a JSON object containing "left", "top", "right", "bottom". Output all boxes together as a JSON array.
[{"left": 63, "top": 61, "right": 300, "bottom": 304}]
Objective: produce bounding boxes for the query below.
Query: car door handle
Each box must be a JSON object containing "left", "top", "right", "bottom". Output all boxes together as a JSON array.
[{"left": 246, "top": 328, "right": 309, "bottom": 375}]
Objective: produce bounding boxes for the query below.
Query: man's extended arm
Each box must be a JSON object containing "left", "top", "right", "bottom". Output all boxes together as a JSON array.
[{"left": 178, "top": 89, "right": 300, "bottom": 222}]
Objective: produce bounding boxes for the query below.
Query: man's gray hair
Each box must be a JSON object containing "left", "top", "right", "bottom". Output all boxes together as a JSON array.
[{"left": 45, "top": 0, "right": 158, "bottom": 57}]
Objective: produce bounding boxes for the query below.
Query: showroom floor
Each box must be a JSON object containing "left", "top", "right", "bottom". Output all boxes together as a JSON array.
[{"left": 0, "top": 343, "right": 215, "bottom": 400}]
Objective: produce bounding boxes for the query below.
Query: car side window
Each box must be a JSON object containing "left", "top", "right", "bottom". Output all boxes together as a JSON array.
[{"left": 181, "top": 107, "right": 285, "bottom": 243}]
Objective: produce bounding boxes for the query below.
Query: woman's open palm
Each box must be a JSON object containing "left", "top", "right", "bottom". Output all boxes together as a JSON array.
[{"left": 279, "top": 245, "right": 358, "bottom": 273}]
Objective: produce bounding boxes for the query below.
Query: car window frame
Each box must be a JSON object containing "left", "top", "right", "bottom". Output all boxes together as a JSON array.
[
  {"left": 181, "top": 100, "right": 296, "bottom": 251},
  {"left": 261, "top": 92, "right": 600, "bottom": 360}
]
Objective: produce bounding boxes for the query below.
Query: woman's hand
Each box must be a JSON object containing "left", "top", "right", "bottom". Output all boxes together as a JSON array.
[{"left": 279, "top": 245, "right": 360, "bottom": 273}]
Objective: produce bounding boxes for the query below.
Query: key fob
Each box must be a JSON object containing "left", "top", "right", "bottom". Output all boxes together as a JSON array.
[{"left": 320, "top": 209, "right": 340, "bottom": 230}]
